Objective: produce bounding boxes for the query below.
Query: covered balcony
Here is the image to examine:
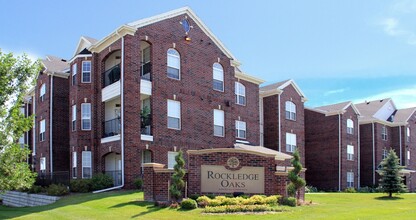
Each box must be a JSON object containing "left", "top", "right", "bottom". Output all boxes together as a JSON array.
[
  {"left": 101, "top": 97, "right": 121, "bottom": 143},
  {"left": 140, "top": 97, "right": 153, "bottom": 141},
  {"left": 102, "top": 51, "right": 121, "bottom": 102}
]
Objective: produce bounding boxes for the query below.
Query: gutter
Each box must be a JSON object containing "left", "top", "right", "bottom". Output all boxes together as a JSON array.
[
  {"left": 399, "top": 126, "right": 402, "bottom": 165},
  {"left": 338, "top": 114, "right": 341, "bottom": 191},
  {"left": 94, "top": 34, "right": 125, "bottom": 193},
  {"left": 372, "top": 122, "right": 375, "bottom": 185},
  {"left": 357, "top": 121, "right": 360, "bottom": 189},
  {"left": 50, "top": 75, "right": 54, "bottom": 176},
  {"left": 278, "top": 93, "right": 281, "bottom": 152}
]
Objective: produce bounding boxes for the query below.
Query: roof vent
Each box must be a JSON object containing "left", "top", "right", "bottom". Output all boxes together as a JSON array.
[
  {"left": 380, "top": 99, "right": 383, "bottom": 102},
  {"left": 61, "top": 59, "right": 67, "bottom": 62}
]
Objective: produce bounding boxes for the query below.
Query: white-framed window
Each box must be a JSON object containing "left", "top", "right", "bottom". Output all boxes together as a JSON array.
[
  {"left": 407, "top": 127, "right": 410, "bottom": 142},
  {"left": 72, "top": 152, "right": 77, "bottom": 179},
  {"left": 40, "top": 157, "right": 46, "bottom": 172},
  {"left": 382, "top": 149, "right": 388, "bottom": 160},
  {"left": 167, "top": 100, "right": 181, "bottom": 129},
  {"left": 40, "top": 84, "right": 46, "bottom": 102},
  {"left": 168, "top": 151, "right": 179, "bottom": 169},
  {"left": 285, "top": 101, "right": 296, "bottom": 120},
  {"left": 39, "top": 119, "right": 46, "bottom": 142},
  {"left": 82, "top": 61, "right": 91, "bottom": 83},
  {"left": 72, "top": 63, "right": 77, "bottom": 85},
  {"left": 347, "top": 172, "right": 354, "bottom": 188},
  {"left": 286, "top": 132, "right": 297, "bottom": 152},
  {"left": 381, "top": 126, "right": 387, "bottom": 140},
  {"left": 72, "top": 105, "right": 76, "bottom": 131},
  {"left": 347, "top": 119, "right": 354, "bottom": 134},
  {"left": 235, "top": 82, "right": 246, "bottom": 105},
  {"left": 81, "top": 103, "right": 91, "bottom": 130},
  {"left": 235, "top": 120, "right": 246, "bottom": 139},
  {"left": 167, "top": 48, "right": 180, "bottom": 80},
  {"left": 408, "top": 150, "right": 411, "bottom": 163},
  {"left": 347, "top": 145, "right": 354, "bottom": 161},
  {"left": 82, "top": 151, "right": 92, "bottom": 179},
  {"left": 213, "top": 63, "right": 224, "bottom": 92},
  {"left": 213, "top": 109, "right": 224, "bottom": 137}
]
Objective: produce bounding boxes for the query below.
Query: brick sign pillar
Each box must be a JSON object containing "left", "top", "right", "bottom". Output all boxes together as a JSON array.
[{"left": 143, "top": 163, "right": 165, "bottom": 201}]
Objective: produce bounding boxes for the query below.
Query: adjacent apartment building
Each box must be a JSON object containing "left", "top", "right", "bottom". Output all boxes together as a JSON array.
[
  {"left": 305, "top": 101, "right": 360, "bottom": 191},
  {"left": 356, "top": 98, "right": 416, "bottom": 191}
]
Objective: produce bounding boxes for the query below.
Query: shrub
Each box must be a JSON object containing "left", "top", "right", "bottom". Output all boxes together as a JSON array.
[
  {"left": 189, "top": 194, "right": 200, "bottom": 200},
  {"left": 305, "top": 185, "right": 318, "bottom": 193},
  {"left": 264, "top": 195, "right": 280, "bottom": 205},
  {"left": 28, "top": 185, "right": 44, "bottom": 194},
  {"left": 196, "top": 195, "right": 211, "bottom": 207},
  {"left": 205, "top": 194, "right": 216, "bottom": 199},
  {"left": 181, "top": 198, "right": 198, "bottom": 210},
  {"left": 204, "top": 205, "right": 283, "bottom": 213},
  {"left": 208, "top": 198, "right": 222, "bottom": 207},
  {"left": 281, "top": 197, "right": 296, "bottom": 207},
  {"left": 344, "top": 187, "right": 357, "bottom": 193},
  {"left": 70, "top": 179, "right": 92, "bottom": 193},
  {"left": 47, "top": 184, "right": 69, "bottom": 196},
  {"left": 134, "top": 178, "right": 143, "bottom": 190},
  {"left": 90, "top": 173, "right": 113, "bottom": 191}
]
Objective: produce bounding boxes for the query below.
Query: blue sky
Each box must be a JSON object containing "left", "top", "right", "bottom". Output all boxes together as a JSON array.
[{"left": 1, "top": 0, "right": 415, "bottom": 108}]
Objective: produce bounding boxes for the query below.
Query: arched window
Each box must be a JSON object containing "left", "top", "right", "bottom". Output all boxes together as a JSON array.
[
  {"left": 235, "top": 82, "right": 246, "bottom": 105},
  {"left": 285, "top": 101, "right": 296, "bottom": 120},
  {"left": 347, "top": 119, "right": 354, "bottom": 134},
  {"left": 213, "top": 63, "right": 224, "bottom": 91},
  {"left": 167, "top": 48, "right": 180, "bottom": 79}
]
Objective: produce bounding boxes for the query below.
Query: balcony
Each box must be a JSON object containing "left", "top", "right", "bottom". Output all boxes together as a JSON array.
[
  {"left": 140, "top": 103, "right": 153, "bottom": 141},
  {"left": 101, "top": 118, "right": 121, "bottom": 143},
  {"left": 103, "top": 64, "right": 120, "bottom": 88},
  {"left": 102, "top": 64, "right": 121, "bottom": 102}
]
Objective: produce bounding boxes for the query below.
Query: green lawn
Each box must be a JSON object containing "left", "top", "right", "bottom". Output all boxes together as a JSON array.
[{"left": 1, "top": 191, "right": 415, "bottom": 219}]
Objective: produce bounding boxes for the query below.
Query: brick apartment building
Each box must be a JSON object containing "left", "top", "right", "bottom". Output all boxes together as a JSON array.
[
  {"left": 356, "top": 98, "right": 416, "bottom": 191},
  {"left": 305, "top": 101, "right": 360, "bottom": 191},
  {"left": 260, "top": 79, "right": 307, "bottom": 163}
]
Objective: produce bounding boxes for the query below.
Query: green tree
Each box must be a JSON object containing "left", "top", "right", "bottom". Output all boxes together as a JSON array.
[
  {"left": 169, "top": 150, "right": 185, "bottom": 202},
  {"left": 0, "top": 50, "right": 40, "bottom": 191},
  {"left": 287, "top": 149, "right": 306, "bottom": 204},
  {"left": 379, "top": 149, "right": 407, "bottom": 197}
]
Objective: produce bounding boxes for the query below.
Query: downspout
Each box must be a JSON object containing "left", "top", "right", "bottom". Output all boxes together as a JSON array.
[
  {"left": 50, "top": 75, "right": 54, "bottom": 176},
  {"left": 372, "top": 122, "right": 375, "bottom": 185},
  {"left": 399, "top": 126, "right": 402, "bottom": 165},
  {"left": 26, "top": 103, "right": 29, "bottom": 163},
  {"left": 94, "top": 34, "right": 125, "bottom": 193},
  {"left": 357, "top": 121, "right": 360, "bottom": 189},
  {"left": 32, "top": 95, "right": 36, "bottom": 169},
  {"left": 338, "top": 114, "right": 341, "bottom": 191},
  {"left": 278, "top": 93, "right": 281, "bottom": 152},
  {"left": 259, "top": 96, "right": 263, "bottom": 146}
]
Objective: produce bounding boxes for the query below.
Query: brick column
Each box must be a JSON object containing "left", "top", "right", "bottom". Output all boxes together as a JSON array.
[{"left": 143, "top": 163, "right": 165, "bottom": 201}]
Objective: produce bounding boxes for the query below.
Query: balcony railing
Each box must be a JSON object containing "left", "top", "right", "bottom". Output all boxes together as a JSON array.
[
  {"left": 103, "top": 64, "right": 121, "bottom": 87},
  {"left": 141, "top": 62, "right": 152, "bottom": 81},
  {"left": 103, "top": 118, "right": 121, "bottom": 138},
  {"left": 105, "top": 170, "right": 122, "bottom": 187},
  {"left": 141, "top": 114, "right": 152, "bottom": 135}
]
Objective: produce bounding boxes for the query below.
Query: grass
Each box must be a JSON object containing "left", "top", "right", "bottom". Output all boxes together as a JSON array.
[{"left": 1, "top": 191, "right": 416, "bottom": 219}]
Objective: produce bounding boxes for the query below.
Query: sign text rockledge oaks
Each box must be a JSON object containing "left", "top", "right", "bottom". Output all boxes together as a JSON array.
[{"left": 200, "top": 165, "right": 265, "bottom": 193}]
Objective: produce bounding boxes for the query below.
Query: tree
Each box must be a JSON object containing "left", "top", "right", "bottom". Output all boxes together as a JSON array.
[
  {"left": 0, "top": 50, "right": 40, "bottom": 191},
  {"left": 169, "top": 150, "right": 185, "bottom": 202},
  {"left": 379, "top": 149, "right": 407, "bottom": 197},
  {"left": 287, "top": 149, "right": 306, "bottom": 204}
]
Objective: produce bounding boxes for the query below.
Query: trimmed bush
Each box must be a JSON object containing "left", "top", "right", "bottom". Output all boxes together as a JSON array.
[
  {"left": 208, "top": 198, "right": 222, "bottom": 207},
  {"left": 189, "top": 194, "right": 200, "bottom": 200},
  {"left": 70, "top": 179, "right": 92, "bottom": 193},
  {"left": 264, "top": 195, "right": 280, "bottom": 205},
  {"left": 181, "top": 199, "right": 197, "bottom": 210},
  {"left": 281, "top": 197, "right": 296, "bottom": 207},
  {"left": 47, "top": 184, "right": 69, "bottom": 196},
  {"left": 204, "top": 205, "right": 283, "bottom": 213},
  {"left": 305, "top": 185, "right": 318, "bottom": 193},
  {"left": 196, "top": 195, "right": 211, "bottom": 207},
  {"left": 134, "top": 178, "right": 143, "bottom": 190},
  {"left": 344, "top": 187, "right": 357, "bottom": 193},
  {"left": 196, "top": 195, "right": 282, "bottom": 207},
  {"left": 91, "top": 173, "right": 113, "bottom": 191},
  {"left": 28, "top": 185, "right": 44, "bottom": 194}
]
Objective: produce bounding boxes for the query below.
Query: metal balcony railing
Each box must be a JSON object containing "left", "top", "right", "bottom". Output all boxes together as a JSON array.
[
  {"left": 103, "top": 118, "right": 121, "bottom": 138},
  {"left": 141, "top": 114, "right": 152, "bottom": 135},
  {"left": 102, "top": 64, "right": 121, "bottom": 87},
  {"left": 141, "top": 62, "right": 152, "bottom": 81}
]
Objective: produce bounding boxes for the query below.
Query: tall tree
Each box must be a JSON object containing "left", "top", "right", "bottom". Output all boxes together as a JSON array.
[
  {"left": 0, "top": 50, "right": 40, "bottom": 191},
  {"left": 379, "top": 149, "right": 407, "bottom": 197},
  {"left": 287, "top": 149, "right": 306, "bottom": 204},
  {"left": 169, "top": 150, "right": 185, "bottom": 202}
]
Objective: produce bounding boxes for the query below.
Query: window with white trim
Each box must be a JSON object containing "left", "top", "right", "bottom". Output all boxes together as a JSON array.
[
  {"left": 347, "top": 119, "right": 354, "bottom": 134},
  {"left": 168, "top": 151, "right": 179, "bottom": 169},
  {"left": 236, "top": 120, "right": 246, "bottom": 139},
  {"left": 407, "top": 127, "right": 410, "bottom": 142},
  {"left": 40, "top": 157, "right": 46, "bottom": 172},
  {"left": 72, "top": 63, "right": 77, "bottom": 85},
  {"left": 82, "top": 151, "right": 92, "bottom": 179},
  {"left": 72, "top": 152, "right": 77, "bottom": 179},
  {"left": 408, "top": 150, "right": 411, "bottom": 164},
  {"left": 285, "top": 101, "right": 296, "bottom": 120},
  {"left": 39, "top": 119, "right": 46, "bottom": 142},
  {"left": 72, "top": 105, "right": 76, "bottom": 131},
  {"left": 347, "top": 145, "right": 354, "bottom": 161},
  {"left": 381, "top": 126, "right": 387, "bottom": 140},
  {"left": 214, "top": 109, "right": 224, "bottom": 137},
  {"left": 286, "top": 133, "right": 297, "bottom": 152},
  {"left": 167, "top": 48, "right": 180, "bottom": 80},
  {"left": 40, "top": 84, "right": 46, "bottom": 102},
  {"left": 167, "top": 100, "right": 181, "bottom": 129},
  {"left": 81, "top": 103, "right": 91, "bottom": 130},
  {"left": 347, "top": 172, "right": 354, "bottom": 188},
  {"left": 382, "top": 149, "right": 388, "bottom": 160},
  {"left": 235, "top": 82, "right": 246, "bottom": 105},
  {"left": 82, "top": 61, "right": 91, "bottom": 83},
  {"left": 213, "top": 63, "right": 224, "bottom": 92}
]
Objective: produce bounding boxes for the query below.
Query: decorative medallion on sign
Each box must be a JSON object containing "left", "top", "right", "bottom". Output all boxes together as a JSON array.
[{"left": 227, "top": 157, "right": 240, "bottom": 168}]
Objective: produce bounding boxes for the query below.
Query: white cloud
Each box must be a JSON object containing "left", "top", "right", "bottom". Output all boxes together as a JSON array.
[
  {"left": 392, "top": 0, "right": 416, "bottom": 14},
  {"left": 324, "top": 88, "right": 348, "bottom": 96},
  {"left": 354, "top": 85, "right": 416, "bottom": 109}
]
